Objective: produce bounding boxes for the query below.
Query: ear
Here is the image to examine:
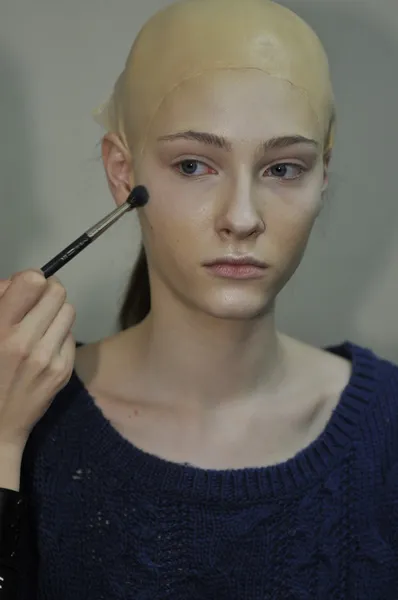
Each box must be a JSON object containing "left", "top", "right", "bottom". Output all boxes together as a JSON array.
[
  {"left": 321, "top": 149, "right": 332, "bottom": 193},
  {"left": 101, "top": 133, "right": 135, "bottom": 207}
]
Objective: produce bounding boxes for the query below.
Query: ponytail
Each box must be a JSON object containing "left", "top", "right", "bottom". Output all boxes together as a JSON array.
[{"left": 118, "top": 244, "right": 151, "bottom": 330}]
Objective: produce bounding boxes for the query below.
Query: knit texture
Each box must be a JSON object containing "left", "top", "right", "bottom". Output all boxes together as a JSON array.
[{"left": 18, "top": 342, "right": 398, "bottom": 599}]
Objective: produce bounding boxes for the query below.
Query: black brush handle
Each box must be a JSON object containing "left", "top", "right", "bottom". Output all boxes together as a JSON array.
[{"left": 41, "top": 233, "right": 92, "bottom": 278}]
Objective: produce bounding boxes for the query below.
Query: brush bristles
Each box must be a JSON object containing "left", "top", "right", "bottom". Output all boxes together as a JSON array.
[{"left": 127, "top": 185, "right": 149, "bottom": 208}]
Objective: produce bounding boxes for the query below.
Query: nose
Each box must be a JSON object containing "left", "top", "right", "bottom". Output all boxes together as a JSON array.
[{"left": 215, "top": 178, "right": 265, "bottom": 241}]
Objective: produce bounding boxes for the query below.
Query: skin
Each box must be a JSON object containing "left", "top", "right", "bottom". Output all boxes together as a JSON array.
[{"left": 75, "top": 0, "right": 351, "bottom": 469}]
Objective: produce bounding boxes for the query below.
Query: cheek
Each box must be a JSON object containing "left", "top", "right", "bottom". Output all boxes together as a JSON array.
[
  {"left": 268, "top": 170, "right": 324, "bottom": 245},
  {"left": 138, "top": 194, "right": 207, "bottom": 264},
  {"left": 266, "top": 196, "right": 320, "bottom": 262},
  {"left": 137, "top": 168, "right": 214, "bottom": 253}
]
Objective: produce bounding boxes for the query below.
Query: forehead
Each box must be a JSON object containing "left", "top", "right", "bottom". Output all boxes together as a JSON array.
[{"left": 147, "top": 69, "right": 322, "bottom": 145}]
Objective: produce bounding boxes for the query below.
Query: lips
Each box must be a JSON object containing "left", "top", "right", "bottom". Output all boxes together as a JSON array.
[
  {"left": 204, "top": 256, "right": 267, "bottom": 268},
  {"left": 203, "top": 256, "right": 268, "bottom": 280}
]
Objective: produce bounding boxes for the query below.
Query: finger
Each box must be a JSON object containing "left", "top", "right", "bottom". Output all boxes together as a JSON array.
[
  {"left": 24, "top": 332, "right": 76, "bottom": 399},
  {"left": 0, "top": 271, "right": 48, "bottom": 328},
  {"left": 10, "top": 303, "right": 76, "bottom": 391},
  {"left": 33, "top": 302, "right": 76, "bottom": 360},
  {"left": 17, "top": 281, "right": 69, "bottom": 350}
]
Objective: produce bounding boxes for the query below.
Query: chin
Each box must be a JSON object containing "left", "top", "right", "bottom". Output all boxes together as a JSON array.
[{"left": 198, "top": 289, "right": 273, "bottom": 321}]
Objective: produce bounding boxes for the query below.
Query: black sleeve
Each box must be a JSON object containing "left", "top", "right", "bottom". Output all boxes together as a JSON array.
[
  {"left": 0, "top": 563, "right": 18, "bottom": 599},
  {"left": 0, "top": 489, "right": 25, "bottom": 600},
  {"left": 15, "top": 438, "right": 39, "bottom": 600}
]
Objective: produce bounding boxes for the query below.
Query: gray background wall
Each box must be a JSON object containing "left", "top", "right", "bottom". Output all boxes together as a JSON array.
[{"left": 1, "top": 0, "right": 397, "bottom": 361}]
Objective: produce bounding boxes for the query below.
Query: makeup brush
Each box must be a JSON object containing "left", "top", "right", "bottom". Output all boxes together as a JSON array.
[{"left": 41, "top": 185, "right": 149, "bottom": 278}]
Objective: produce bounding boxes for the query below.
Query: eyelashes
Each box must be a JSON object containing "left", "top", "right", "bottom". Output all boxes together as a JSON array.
[
  {"left": 265, "top": 163, "right": 306, "bottom": 180},
  {"left": 172, "top": 158, "right": 308, "bottom": 181},
  {"left": 174, "top": 159, "right": 217, "bottom": 177}
]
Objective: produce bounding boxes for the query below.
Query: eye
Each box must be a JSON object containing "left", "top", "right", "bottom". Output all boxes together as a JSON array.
[
  {"left": 265, "top": 163, "right": 306, "bottom": 180},
  {"left": 174, "top": 159, "right": 217, "bottom": 177}
]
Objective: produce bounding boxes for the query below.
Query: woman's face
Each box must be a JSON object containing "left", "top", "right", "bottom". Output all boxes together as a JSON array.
[{"left": 131, "top": 69, "right": 329, "bottom": 320}]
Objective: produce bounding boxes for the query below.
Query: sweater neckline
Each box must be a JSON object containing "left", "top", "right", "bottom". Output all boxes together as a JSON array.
[{"left": 67, "top": 341, "right": 378, "bottom": 504}]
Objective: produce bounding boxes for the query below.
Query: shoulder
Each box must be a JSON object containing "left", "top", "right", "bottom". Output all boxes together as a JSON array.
[
  {"left": 20, "top": 343, "right": 90, "bottom": 493},
  {"left": 328, "top": 341, "right": 398, "bottom": 418},
  {"left": 290, "top": 337, "right": 398, "bottom": 449},
  {"left": 20, "top": 334, "right": 130, "bottom": 483},
  {"left": 334, "top": 341, "right": 398, "bottom": 394},
  {"left": 371, "top": 347, "right": 398, "bottom": 383},
  {"left": 338, "top": 342, "right": 398, "bottom": 468},
  {"left": 362, "top": 344, "right": 398, "bottom": 431}
]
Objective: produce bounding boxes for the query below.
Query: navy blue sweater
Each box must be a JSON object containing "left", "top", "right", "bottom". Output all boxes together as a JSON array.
[{"left": 18, "top": 342, "right": 398, "bottom": 599}]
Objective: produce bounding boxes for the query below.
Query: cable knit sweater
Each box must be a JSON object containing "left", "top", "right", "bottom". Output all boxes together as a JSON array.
[{"left": 18, "top": 342, "right": 398, "bottom": 599}]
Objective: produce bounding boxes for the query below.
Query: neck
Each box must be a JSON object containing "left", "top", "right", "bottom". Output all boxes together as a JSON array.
[{"left": 132, "top": 297, "right": 288, "bottom": 410}]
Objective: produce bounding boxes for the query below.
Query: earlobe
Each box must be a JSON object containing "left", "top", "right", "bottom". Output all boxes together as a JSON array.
[{"left": 102, "top": 133, "right": 135, "bottom": 207}]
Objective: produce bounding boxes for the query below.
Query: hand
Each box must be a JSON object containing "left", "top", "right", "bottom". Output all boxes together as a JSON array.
[{"left": 0, "top": 270, "right": 76, "bottom": 448}]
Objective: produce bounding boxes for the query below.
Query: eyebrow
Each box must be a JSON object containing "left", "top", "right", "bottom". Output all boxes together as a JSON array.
[{"left": 157, "top": 130, "right": 319, "bottom": 152}]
